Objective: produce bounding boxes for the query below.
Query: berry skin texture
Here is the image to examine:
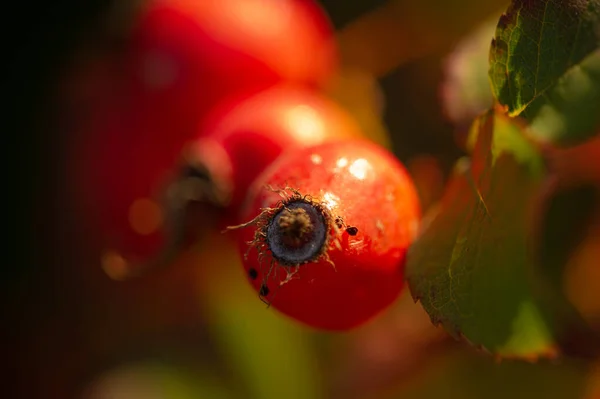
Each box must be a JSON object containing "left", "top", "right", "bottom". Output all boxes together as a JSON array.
[
  {"left": 187, "top": 85, "right": 364, "bottom": 219},
  {"left": 231, "top": 140, "right": 422, "bottom": 330}
]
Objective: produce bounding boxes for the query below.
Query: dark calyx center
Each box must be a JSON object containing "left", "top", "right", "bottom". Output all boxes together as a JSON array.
[
  {"left": 278, "top": 207, "right": 314, "bottom": 247},
  {"left": 266, "top": 200, "right": 327, "bottom": 266}
]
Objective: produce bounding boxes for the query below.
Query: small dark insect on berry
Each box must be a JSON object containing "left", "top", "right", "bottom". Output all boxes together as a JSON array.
[
  {"left": 345, "top": 226, "right": 358, "bottom": 236},
  {"left": 248, "top": 268, "right": 258, "bottom": 280}
]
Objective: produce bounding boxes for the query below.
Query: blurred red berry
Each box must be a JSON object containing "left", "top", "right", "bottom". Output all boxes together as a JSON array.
[
  {"left": 75, "top": 0, "right": 337, "bottom": 279},
  {"left": 126, "top": 0, "right": 337, "bottom": 136},
  {"left": 76, "top": 107, "right": 189, "bottom": 279},
  {"left": 229, "top": 140, "right": 421, "bottom": 330},
  {"left": 185, "top": 85, "right": 364, "bottom": 222}
]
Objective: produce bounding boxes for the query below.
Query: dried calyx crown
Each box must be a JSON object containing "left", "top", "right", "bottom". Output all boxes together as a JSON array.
[
  {"left": 266, "top": 199, "right": 329, "bottom": 265},
  {"left": 225, "top": 188, "right": 335, "bottom": 267}
]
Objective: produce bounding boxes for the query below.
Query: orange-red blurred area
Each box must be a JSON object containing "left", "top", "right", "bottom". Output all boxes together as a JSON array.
[{"left": 8, "top": 0, "right": 600, "bottom": 398}]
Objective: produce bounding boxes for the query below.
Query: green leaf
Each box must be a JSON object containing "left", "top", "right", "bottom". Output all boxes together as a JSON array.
[
  {"left": 525, "top": 50, "right": 600, "bottom": 144},
  {"left": 406, "top": 110, "right": 557, "bottom": 359},
  {"left": 489, "top": 0, "right": 600, "bottom": 145}
]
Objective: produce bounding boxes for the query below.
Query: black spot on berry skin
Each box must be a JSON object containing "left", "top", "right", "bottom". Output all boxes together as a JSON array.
[
  {"left": 248, "top": 268, "right": 258, "bottom": 280},
  {"left": 259, "top": 284, "right": 270, "bottom": 297},
  {"left": 346, "top": 226, "right": 358, "bottom": 236},
  {"left": 335, "top": 216, "right": 344, "bottom": 229}
]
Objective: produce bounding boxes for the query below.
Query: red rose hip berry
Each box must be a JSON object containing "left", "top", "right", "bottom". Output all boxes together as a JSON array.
[
  {"left": 230, "top": 140, "right": 421, "bottom": 330},
  {"left": 127, "top": 0, "right": 337, "bottom": 135},
  {"left": 186, "top": 85, "right": 363, "bottom": 220}
]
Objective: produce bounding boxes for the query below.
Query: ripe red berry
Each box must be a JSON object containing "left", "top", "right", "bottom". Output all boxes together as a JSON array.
[
  {"left": 229, "top": 140, "right": 421, "bottom": 330},
  {"left": 185, "top": 85, "right": 364, "bottom": 219},
  {"left": 126, "top": 0, "right": 337, "bottom": 136}
]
